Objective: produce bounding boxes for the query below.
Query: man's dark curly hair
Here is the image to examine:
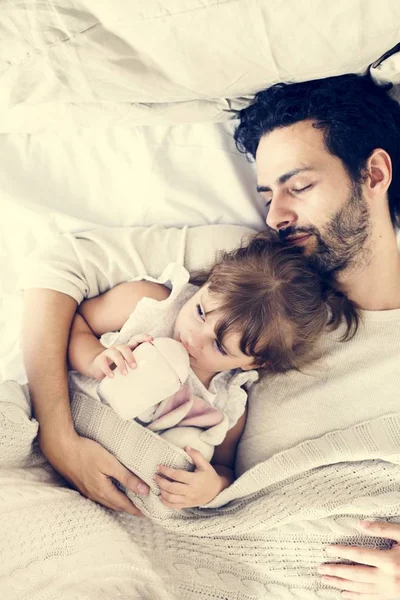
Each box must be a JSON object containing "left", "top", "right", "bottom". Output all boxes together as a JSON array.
[{"left": 234, "top": 74, "right": 400, "bottom": 226}]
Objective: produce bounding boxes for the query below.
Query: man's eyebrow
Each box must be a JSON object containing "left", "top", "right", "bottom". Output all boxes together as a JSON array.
[{"left": 257, "top": 167, "right": 315, "bottom": 193}]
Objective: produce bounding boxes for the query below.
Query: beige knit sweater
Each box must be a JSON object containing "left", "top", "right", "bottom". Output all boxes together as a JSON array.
[{"left": 1, "top": 223, "right": 399, "bottom": 599}]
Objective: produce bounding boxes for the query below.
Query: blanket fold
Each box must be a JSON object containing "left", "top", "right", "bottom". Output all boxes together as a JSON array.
[{"left": 2, "top": 379, "right": 400, "bottom": 599}]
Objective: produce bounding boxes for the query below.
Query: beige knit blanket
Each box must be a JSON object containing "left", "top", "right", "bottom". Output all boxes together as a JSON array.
[{"left": 1, "top": 379, "right": 400, "bottom": 600}]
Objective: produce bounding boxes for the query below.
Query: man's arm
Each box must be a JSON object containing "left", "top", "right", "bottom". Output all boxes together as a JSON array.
[
  {"left": 23, "top": 288, "right": 149, "bottom": 515},
  {"left": 23, "top": 288, "right": 77, "bottom": 439},
  {"left": 21, "top": 223, "right": 253, "bottom": 514},
  {"left": 20, "top": 224, "right": 254, "bottom": 303}
]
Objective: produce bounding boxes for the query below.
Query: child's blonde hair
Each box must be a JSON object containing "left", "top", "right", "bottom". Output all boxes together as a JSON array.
[{"left": 190, "top": 232, "right": 359, "bottom": 373}]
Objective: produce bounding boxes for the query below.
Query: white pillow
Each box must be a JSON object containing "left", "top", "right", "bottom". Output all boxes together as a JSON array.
[
  {"left": 0, "top": 119, "right": 265, "bottom": 381},
  {"left": 1, "top": 0, "right": 400, "bottom": 130}
]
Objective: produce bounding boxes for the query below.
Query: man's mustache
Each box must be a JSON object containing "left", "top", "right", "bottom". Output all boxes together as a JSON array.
[{"left": 276, "top": 226, "right": 314, "bottom": 243}]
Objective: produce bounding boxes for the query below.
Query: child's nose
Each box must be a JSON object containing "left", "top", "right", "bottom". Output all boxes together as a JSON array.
[{"left": 188, "top": 330, "right": 205, "bottom": 352}]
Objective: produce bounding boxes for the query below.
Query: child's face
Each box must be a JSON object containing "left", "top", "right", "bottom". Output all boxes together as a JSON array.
[{"left": 173, "top": 285, "right": 257, "bottom": 377}]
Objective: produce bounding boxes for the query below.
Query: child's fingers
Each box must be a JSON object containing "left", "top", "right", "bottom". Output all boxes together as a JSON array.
[
  {"left": 128, "top": 334, "right": 153, "bottom": 350},
  {"left": 104, "top": 348, "right": 129, "bottom": 375},
  {"left": 156, "top": 465, "right": 193, "bottom": 484},
  {"left": 184, "top": 446, "right": 210, "bottom": 470},
  {"left": 115, "top": 345, "right": 137, "bottom": 369},
  {"left": 154, "top": 473, "right": 188, "bottom": 495},
  {"left": 98, "top": 355, "right": 115, "bottom": 378},
  {"left": 159, "top": 496, "right": 186, "bottom": 510},
  {"left": 159, "top": 490, "right": 187, "bottom": 505}
]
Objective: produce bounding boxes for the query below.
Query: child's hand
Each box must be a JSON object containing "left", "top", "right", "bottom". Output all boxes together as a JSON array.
[
  {"left": 154, "top": 446, "right": 228, "bottom": 509},
  {"left": 91, "top": 334, "right": 153, "bottom": 380}
]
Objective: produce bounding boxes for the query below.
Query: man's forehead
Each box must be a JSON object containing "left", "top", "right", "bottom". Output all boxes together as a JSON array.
[
  {"left": 255, "top": 121, "right": 327, "bottom": 177},
  {"left": 256, "top": 145, "right": 331, "bottom": 189}
]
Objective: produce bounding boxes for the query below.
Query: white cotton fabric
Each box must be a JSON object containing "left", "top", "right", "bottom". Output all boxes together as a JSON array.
[
  {"left": 1, "top": 0, "right": 400, "bottom": 131},
  {"left": 69, "top": 262, "right": 258, "bottom": 432}
]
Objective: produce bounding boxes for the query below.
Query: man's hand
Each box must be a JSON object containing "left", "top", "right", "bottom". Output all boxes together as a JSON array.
[
  {"left": 154, "top": 446, "right": 229, "bottom": 509},
  {"left": 23, "top": 289, "right": 149, "bottom": 515},
  {"left": 318, "top": 520, "right": 400, "bottom": 599},
  {"left": 39, "top": 430, "right": 150, "bottom": 516}
]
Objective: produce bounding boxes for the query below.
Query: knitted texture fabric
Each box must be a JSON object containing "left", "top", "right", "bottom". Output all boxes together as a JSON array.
[{"left": 1, "top": 380, "right": 400, "bottom": 600}]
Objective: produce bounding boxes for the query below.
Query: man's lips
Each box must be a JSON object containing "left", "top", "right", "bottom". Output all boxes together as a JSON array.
[{"left": 284, "top": 233, "right": 312, "bottom": 245}]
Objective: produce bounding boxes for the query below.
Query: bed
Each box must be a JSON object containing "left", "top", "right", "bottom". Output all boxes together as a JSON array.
[{"left": 1, "top": 1, "right": 400, "bottom": 598}]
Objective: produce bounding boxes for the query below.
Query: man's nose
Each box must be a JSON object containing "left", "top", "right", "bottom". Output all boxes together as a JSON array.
[{"left": 266, "top": 195, "right": 297, "bottom": 232}]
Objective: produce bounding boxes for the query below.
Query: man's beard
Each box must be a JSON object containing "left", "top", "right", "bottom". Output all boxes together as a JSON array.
[{"left": 276, "top": 182, "right": 371, "bottom": 274}]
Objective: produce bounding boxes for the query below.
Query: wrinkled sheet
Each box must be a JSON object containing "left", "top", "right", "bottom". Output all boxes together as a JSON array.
[{"left": 0, "top": 0, "right": 399, "bottom": 131}]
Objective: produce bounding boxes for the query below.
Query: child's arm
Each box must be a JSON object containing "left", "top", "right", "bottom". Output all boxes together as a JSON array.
[
  {"left": 68, "top": 281, "right": 170, "bottom": 379},
  {"left": 210, "top": 408, "right": 248, "bottom": 487},
  {"left": 155, "top": 407, "right": 248, "bottom": 508}
]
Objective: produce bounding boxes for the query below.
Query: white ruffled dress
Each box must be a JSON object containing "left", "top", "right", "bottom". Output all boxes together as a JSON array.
[{"left": 69, "top": 263, "right": 258, "bottom": 451}]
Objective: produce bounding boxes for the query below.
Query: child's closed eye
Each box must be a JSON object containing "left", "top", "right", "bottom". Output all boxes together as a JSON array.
[
  {"left": 214, "top": 339, "right": 227, "bottom": 355},
  {"left": 196, "top": 303, "right": 205, "bottom": 321}
]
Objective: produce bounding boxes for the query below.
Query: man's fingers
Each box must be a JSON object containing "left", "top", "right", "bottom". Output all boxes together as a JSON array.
[
  {"left": 358, "top": 520, "right": 400, "bottom": 542},
  {"left": 325, "top": 544, "right": 389, "bottom": 568},
  {"left": 341, "top": 593, "right": 380, "bottom": 600},
  {"left": 101, "top": 478, "right": 143, "bottom": 516},
  {"left": 318, "top": 563, "right": 377, "bottom": 583},
  {"left": 60, "top": 436, "right": 147, "bottom": 516},
  {"left": 110, "top": 461, "right": 150, "bottom": 496},
  {"left": 320, "top": 574, "right": 375, "bottom": 593}
]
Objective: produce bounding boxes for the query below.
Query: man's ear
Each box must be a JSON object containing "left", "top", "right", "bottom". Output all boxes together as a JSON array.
[{"left": 365, "top": 148, "right": 392, "bottom": 197}]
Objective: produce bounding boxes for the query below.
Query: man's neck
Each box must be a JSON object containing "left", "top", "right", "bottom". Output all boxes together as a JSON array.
[{"left": 338, "top": 225, "right": 400, "bottom": 311}]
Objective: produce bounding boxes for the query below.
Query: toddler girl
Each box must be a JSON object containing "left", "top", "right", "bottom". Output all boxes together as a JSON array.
[{"left": 68, "top": 233, "right": 358, "bottom": 508}]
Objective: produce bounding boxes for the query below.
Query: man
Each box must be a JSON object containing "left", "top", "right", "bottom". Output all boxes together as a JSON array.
[
  {"left": 22, "top": 73, "right": 400, "bottom": 597},
  {"left": 233, "top": 73, "right": 400, "bottom": 598}
]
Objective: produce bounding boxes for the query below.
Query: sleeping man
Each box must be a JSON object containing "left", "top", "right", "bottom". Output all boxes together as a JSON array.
[{"left": 22, "top": 73, "right": 400, "bottom": 598}]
